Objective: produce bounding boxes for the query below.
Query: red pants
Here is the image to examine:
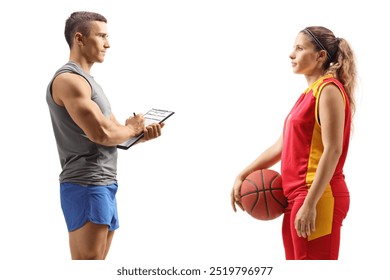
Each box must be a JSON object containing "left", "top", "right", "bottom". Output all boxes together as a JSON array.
[{"left": 282, "top": 195, "right": 349, "bottom": 260}]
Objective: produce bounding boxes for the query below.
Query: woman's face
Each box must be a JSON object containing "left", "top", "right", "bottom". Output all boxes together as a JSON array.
[{"left": 289, "top": 32, "right": 324, "bottom": 75}]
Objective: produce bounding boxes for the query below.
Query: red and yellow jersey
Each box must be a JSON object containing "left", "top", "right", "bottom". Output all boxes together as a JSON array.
[{"left": 281, "top": 74, "right": 351, "bottom": 201}]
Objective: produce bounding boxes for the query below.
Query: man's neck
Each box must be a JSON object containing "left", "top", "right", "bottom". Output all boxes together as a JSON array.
[{"left": 69, "top": 54, "right": 93, "bottom": 74}]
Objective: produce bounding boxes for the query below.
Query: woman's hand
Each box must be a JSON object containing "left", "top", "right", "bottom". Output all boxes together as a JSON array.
[
  {"left": 294, "top": 202, "right": 316, "bottom": 238},
  {"left": 231, "top": 177, "right": 245, "bottom": 212}
]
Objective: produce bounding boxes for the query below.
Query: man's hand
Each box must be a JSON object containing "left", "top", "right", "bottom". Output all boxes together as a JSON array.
[
  {"left": 143, "top": 123, "right": 164, "bottom": 141},
  {"left": 125, "top": 114, "right": 145, "bottom": 136}
]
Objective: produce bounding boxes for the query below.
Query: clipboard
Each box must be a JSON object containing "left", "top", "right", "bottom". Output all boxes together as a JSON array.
[{"left": 117, "top": 108, "right": 174, "bottom": 150}]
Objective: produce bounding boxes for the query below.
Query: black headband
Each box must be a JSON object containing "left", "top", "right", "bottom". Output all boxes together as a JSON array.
[{"left": 303, "top": 28, "right": 332, "bottom": 61}]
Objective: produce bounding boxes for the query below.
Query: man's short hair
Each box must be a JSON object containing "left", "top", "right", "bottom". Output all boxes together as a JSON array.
[{"left": 64, "top": 11, "right": 107, "bottom": 49}]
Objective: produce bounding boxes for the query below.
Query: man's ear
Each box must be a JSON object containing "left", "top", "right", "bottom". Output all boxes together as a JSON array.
[{"left": 74, "top": 32, "right": 85, "bottom": 46}]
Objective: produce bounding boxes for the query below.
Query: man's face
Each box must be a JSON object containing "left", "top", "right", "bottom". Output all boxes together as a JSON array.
[{"left": 81, "top": 21, "right": 110, "bottom": 64}]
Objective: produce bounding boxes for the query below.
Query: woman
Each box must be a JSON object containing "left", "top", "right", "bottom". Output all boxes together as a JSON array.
[{"left": 231, "top": 26, "right": 357, "bottom": 260}]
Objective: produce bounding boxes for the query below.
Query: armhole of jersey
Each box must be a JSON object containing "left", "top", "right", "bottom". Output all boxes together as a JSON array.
[
  {"left": 50, "top": 70, "right": 93, "bottom": 107},
  {"left": 315, "top": 79, "right": 346, "bottom": 127}
]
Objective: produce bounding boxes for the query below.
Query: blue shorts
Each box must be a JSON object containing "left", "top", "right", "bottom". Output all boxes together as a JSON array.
[{"left": 60, "top": 182, "right": 119, "bottom": 232}]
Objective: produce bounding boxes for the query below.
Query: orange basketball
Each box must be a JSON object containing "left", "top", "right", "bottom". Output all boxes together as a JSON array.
[{"left": 240, "top": 169, "right": 287, "bottom": 220}]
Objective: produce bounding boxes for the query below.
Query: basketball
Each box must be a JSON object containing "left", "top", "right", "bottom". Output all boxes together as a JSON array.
[{"left": 240, "top": 169, "right": 287, "bottom": 220}]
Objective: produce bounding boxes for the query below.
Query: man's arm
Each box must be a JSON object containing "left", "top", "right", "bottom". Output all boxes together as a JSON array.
[{"left": 52, "top": 72, "right": 144, "bottom": 146}]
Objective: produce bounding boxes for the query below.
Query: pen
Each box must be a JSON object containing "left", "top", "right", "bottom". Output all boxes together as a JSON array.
[{"left": 133, "top": 112, "right": 136, "bottom": 117}]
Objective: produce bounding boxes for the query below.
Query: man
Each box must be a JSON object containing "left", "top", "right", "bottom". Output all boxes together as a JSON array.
[{"left": 46, "top": 11, "right": 163, "bottom": 260}]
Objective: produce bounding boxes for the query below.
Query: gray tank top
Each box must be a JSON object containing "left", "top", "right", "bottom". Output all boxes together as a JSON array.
[{"left": 46, "top": 61, "right": 117, "bottom": 186}]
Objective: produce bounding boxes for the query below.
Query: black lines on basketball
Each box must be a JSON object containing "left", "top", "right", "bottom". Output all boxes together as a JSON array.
[
  {"left": 260, "top": 169, "right": 271, "bottom": 219},
  {"left": 243, "top": 177, "right": 260, "bottom": 215},
  {"left": 269, "top": 174, "right": 288, "bottom": 209}
]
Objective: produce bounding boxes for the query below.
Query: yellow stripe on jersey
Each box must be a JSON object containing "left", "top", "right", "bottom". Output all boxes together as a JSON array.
[{"left": 308, "top": 189, "right": 334, "bottom": 241}]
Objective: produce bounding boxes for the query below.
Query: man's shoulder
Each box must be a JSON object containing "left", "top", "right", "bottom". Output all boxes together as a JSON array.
[{"left": 53, "top": 71, "right": 88, "bottom": 88}]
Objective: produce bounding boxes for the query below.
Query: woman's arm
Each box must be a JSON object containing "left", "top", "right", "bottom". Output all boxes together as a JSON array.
[
  {"left": 231, "top": 133, "right": 283, "bottom": 211},
  {"left": 294, "top": 84, "right": 345, "bottom": 238}
]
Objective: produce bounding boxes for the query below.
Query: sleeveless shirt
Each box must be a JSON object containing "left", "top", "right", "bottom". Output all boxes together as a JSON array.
[
  {"left": 281, "top": 74, "right": 351, "bottom": 201},
  {"left": 46, "top": 62, "right": 117, "bottom": 185}
]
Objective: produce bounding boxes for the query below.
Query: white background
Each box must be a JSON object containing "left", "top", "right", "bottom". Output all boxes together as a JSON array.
[{"left": 1, "top": 0, "right": 388, "bottom": 279}]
